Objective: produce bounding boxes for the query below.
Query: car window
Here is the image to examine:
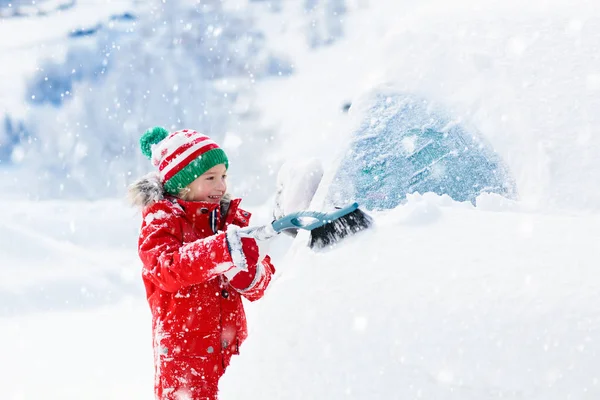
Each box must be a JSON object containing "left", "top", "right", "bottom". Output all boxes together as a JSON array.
[{"left": 325, "top": 92, "right": 517, "bottom": 210}]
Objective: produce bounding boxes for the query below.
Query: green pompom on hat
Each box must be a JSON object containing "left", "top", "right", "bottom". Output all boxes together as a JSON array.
[
  {"left": 140, "top": 126, "right": 169, "bottom": 159},
  {"left": 140, "top": 126, "right": 229, "bottom": 195}
]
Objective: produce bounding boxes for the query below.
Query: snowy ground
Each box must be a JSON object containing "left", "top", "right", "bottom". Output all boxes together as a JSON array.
[
  {"left": 3, "top": 0, "right": 600, "bottom": 399},
  {"left": 0, "top": 199, "right": 154, "bottom": 399},
  {"left": 2, "top": 194, "right": 599, "bottom": 399}
]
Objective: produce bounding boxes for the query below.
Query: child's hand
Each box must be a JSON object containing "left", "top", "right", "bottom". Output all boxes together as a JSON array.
[
  {"left": 226, "top": 225, "right": 261, "bottom": 272},
  {"left": 239, "top": 237, "right": 260, "bottom": 267}
]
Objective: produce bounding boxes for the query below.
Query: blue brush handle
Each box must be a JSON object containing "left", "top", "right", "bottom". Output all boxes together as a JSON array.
[{"left": 271, "top": 202, "right": 359, "bottom": 232}]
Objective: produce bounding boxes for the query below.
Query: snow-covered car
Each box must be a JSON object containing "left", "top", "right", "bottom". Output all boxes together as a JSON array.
[
  {"left": 322, "top": 90, "right": 517, "bottom": 212},
  {"left": 273, "top": 89, "right": 518, "bottom": 237}
]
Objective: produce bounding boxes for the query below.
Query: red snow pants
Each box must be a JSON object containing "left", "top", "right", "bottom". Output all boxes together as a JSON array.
[{"left": 155, "top": 350, "right": 234, "bottom": 400}]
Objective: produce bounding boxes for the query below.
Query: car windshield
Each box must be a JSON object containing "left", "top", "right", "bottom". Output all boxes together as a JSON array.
[{"left": 325, "top": 92, "right": 517, "bottom": 211}]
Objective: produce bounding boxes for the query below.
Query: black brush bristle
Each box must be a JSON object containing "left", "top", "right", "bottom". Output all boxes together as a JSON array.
[{"left": 309, "top": 208, "right": 373, "bottom": 249}]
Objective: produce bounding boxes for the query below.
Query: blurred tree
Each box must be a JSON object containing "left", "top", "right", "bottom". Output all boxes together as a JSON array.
[{"left": 14, "top": 0, "right": 292, "bottom": 200}]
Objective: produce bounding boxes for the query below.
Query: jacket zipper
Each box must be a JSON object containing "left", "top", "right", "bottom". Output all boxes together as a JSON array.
[{"left": 219, "top": 275, "right": 226, "bottom": 369}]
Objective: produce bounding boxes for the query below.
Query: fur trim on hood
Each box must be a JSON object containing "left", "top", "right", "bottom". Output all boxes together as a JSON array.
[
  {"left": 127, "top": 172, "right": 165, "bottom": 207},
  {"left": 127, "top": 172, "right": 233, "bottom": 211}
]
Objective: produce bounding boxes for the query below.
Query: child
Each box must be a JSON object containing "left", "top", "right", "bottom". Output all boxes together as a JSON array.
[{"left": 128, "top": 127, "right": 278, "bottom": 400}]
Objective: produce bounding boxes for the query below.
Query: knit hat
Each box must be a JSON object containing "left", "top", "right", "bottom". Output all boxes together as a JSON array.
[{"left": 140, "top": 126, "right": 229, "bottom": 195}]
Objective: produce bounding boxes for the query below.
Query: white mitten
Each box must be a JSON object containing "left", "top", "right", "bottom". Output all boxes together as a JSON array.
[{"left": 274, "top": 158, "right": 324, "bottom": 221}]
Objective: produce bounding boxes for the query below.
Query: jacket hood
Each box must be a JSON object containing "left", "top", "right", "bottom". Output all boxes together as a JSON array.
[{"left": 127, "top": 172, "right": 233, "bottom": 209}]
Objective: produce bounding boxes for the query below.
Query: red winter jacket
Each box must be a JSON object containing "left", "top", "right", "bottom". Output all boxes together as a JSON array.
[{"left": 138, "top": 195, "right": 275, "bottom": 400}]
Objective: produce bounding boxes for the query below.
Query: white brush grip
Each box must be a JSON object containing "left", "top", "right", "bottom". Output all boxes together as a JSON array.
[{"left": 238, "top": 224, "right": 278, "bottom": 241}]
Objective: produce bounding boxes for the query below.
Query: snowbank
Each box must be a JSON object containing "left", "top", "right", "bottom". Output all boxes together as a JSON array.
[
  {"left": 0, "top": 199, "right": 142, "bottom": 315},
  {"left": 221, "top": 193, "right": 600, "bottom": 399}
]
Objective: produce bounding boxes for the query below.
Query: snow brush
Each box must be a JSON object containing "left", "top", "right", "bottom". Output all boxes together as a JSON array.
[{"left": 272, "top": 202, "right": 373, "bottom": 249}]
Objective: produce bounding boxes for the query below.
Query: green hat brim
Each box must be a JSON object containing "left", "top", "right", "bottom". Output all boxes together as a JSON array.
[{"left": 164, "top": 148, "right": 229, "bottom": 195}]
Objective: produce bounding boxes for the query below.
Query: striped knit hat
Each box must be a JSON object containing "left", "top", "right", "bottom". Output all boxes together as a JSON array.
[{"left": 140, "top": 126, "right": 229, "bottom": 195}]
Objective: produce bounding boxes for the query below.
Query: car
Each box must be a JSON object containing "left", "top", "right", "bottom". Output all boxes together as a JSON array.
[
  {"left": 323, "top": 90, "right": 517, "bottom": 212},
  {"left": 274, "top": 89, "right": 518, "bottom": 238}
]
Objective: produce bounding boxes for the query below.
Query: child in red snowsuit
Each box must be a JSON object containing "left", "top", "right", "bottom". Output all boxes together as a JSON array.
[{"left": 129, "top": 127, "right": 278, "bottom": 400}]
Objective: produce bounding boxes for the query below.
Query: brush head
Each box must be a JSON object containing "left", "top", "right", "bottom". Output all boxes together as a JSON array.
[{"left": 309, "top": 208, "right": 373, "bottom": 249}]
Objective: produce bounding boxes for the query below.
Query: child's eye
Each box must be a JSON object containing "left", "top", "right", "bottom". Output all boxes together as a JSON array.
[
  {"left": 222, "top": 175, "right": 227, "bottom": 179},
  {"left": 206, "top": 176, "right": 214, "bottom": 180}
]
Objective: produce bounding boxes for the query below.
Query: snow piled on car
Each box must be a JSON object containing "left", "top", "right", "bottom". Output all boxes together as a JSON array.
[{"left": 221, "top": 191, "right": 600, "bottom": 400}]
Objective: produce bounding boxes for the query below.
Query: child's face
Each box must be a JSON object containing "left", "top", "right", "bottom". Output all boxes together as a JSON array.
[{"left": 185, "top": 164, "right": 228, "bottom": 203}]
